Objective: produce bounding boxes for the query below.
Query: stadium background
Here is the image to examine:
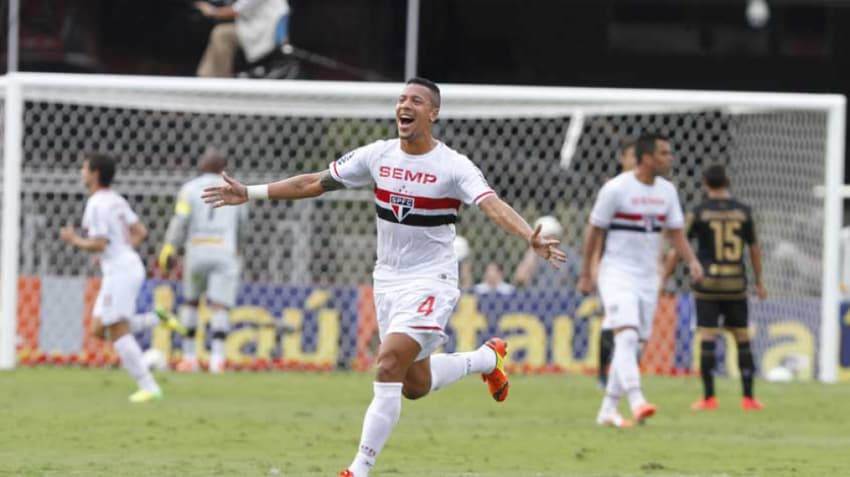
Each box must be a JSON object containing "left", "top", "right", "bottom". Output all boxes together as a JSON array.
[
  {"left": 5, "top": 0, "right": 847, "bottom": 381},
  {"left": 2, "top": 2, "right": 850, "bottom": 476},
  {"left": 12, "top": 1, "right": 850, "bottom": 93}
]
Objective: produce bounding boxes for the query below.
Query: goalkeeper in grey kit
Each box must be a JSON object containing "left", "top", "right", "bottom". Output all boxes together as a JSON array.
[{"left": 158, "top": 149, "right": 248, "bottom": 373}]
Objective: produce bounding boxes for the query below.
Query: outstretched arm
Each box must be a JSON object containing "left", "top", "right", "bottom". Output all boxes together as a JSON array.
[
  {"left": 202, "top": 170, "right": 344, "bottom": 207},
  {"left": 478, "top": 196, "right": 566, "bottom": 268}
]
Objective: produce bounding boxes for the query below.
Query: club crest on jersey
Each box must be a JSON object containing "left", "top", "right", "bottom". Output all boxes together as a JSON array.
[{"left": 390, "top": 195, "right": 415, "bottom": 222}]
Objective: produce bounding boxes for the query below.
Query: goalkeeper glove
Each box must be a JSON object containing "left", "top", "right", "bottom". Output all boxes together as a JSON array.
[{"left": 158, "top": 243, "right": 176, "bottom": 272}]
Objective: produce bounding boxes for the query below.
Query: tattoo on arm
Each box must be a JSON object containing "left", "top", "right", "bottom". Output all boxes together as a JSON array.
[{"left": 319, "top": 171, "right": 345, "bottom": 192}]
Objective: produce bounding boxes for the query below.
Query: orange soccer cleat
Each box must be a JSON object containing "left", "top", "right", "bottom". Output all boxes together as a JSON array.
[
  {"left": 481, "top": 337, "right": 509, "bottom": 402},
  {"left": 741, "top": 396, "right": 764, "bottom": 411},
  {"left": 338, "top": 470, "right": 354, "bottom": 477},
  {"left": 691, "top": 396, "right": 719, "bottom": 411},
  {"left": 632, "top": 402, "right": 657, "bottom": 423}
]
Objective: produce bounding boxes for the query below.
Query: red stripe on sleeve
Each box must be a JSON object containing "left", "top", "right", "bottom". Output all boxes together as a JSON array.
[{"left": 473, "top": 190, "right": 496, "bottom": 204}]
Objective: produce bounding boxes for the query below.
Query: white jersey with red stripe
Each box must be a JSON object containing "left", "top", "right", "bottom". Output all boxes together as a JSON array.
[
  {"left": 589, "top": 171, "right": 684, "bottom": 286},
  {"left": 329, "top": 139, "right": 494, "bottom": 286},
  {"left": 82, "top": 189, "right": 145, "bottom": 276}
]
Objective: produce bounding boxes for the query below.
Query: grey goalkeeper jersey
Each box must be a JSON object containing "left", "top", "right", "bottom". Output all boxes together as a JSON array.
[{"left": 168, "top": 173, "right": 248, "bottom": 255}]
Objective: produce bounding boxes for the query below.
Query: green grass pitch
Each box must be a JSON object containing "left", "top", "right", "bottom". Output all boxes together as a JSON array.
[{"left": 2, "top": 368, "right": 849, "bottom": 476}]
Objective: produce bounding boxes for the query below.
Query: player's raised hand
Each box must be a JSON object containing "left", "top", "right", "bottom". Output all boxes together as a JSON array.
[
  {"left": 202, "top": 172, "right": 248, "bottom": 208},
  {"left": 528, "top": 224, "right": 567, "bottom": 268}
]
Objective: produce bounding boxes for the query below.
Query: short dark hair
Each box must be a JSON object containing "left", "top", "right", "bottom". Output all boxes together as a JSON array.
[
  {"left": 619, "top": 139, "right": 635, "bottom": 154},
  {"left": 703, "top": 163, "right": 730, "bottom": 189},
  {"left": 84, "top": 152, "right": 117, "bottom": 187},
  {"left": 199, "top": 147, "right": 227, "bottom": 174},
  {"left": 406, "top": 77, "right": 441, "bottom": 108},
  {"left": 635, "top": 132, "right": 670, "bottom": 164}
]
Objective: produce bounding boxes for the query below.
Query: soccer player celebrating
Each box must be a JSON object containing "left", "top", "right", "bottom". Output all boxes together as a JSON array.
[
  {"left": 578, "top": 133, "right": 703, "bottom": 427},
  {"left": 59, "top": 153, "right": 163, "bottom": 403},
  {"left": 157, "top": 148, "right": 248, "bottom": 373},
  {"left": 202, "top": 77, "right": 566, "bottom": 476},
  {"left": 663, "top": 163, "right": 766, "bottom": 411}
]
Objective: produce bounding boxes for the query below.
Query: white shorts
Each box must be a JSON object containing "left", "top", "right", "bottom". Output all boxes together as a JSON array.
[
  {"left": 93, "top": 263, "right": 145, "bottom": 326},
  {"left": 373, "top": 279, "right": 461, "bottom": 362},
  {"left": 183, "top": 250, "right": 241, "bottom": 307},
  {"left": 598, "top": 269, "right": 658, "bottom": 340}
]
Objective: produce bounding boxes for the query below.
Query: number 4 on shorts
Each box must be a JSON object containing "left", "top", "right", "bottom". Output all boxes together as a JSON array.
[{"left": 417, "top": 296, "right": 436, "bottom": 316}]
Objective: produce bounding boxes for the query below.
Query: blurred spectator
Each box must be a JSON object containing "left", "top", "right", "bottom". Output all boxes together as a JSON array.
[
  {"left": 195, "top": 0, "right": 290, "bottom": 77},
  {"left": 454, "top": 235, "right": 474, "bottom": 290},
  {"left": 513, "top": 215, "right": 579, "bottom": 289},
  {"left": 473, "top": 263, "right": 515, "bottom": 295}
]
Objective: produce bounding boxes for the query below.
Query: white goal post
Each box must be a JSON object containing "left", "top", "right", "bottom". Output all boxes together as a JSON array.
[{"left": 0, "top": 72, "right": 844, "bottom": 382}]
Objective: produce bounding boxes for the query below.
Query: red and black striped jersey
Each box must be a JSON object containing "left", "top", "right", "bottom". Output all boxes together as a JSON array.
[
  {"left": 589, "top": 171, "right": 685, "bottom": 286},
  {"left": 329, "top": 139, "right": 494, "bottom": 284}
]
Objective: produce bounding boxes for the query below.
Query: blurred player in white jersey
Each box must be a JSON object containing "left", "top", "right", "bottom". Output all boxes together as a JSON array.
[
  {"left": 157, "top": 149, "right": 247, "bottom": 373},
  {"left": 595, "top": 140, "right": 636, "bottom": 389},
  {"left": 579, "top": 133, "right": 703, "bottom": 427},
  {"left": 202, "top": 77, "right": 566, "bottom": 477},
  {"left": 59, "top": 153, "right": 163, "bottom": 403}
]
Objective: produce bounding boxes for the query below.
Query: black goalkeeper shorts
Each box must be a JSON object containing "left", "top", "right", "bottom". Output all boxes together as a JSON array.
[{"left": 695, "top": 298, "right": 748, "bottom": 329}]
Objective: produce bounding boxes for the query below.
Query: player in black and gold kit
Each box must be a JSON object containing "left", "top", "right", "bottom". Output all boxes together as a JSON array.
[{"left": 664, "top": 164, "right": 766, "bottom": 411}]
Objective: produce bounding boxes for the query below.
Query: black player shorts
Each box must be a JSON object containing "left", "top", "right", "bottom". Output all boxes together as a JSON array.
[{"left": 695, "top": 298, "right": 748, "bottom": 329}]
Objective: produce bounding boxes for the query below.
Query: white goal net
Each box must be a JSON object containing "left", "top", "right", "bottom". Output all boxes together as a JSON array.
[{"left": 0, "top": 74, "right": 844, "bottom": 381}]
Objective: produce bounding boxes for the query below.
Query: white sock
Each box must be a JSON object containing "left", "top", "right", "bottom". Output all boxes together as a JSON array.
[
  {"left": 180, "top": 306, "right": 198, "bottom": 360},
  {"left": 429, "top": 345, "right": 496, "bottom": 392},
  {"left": 128, "top": 313, "right": 158, "bottom": 334},
  {"left": 210, "top": 339, "right": 226, "bottom": 369},
  {"left": 599, "top": 366, "right": 623, "bottom": 416},
  {"left": 349, "top": 382, "right": 402, "bottom": 476},
  {"left": 612, "top": 329, "right": 646, "bottom": 410},
  {"left": 114, "top": 334, "right": 160, "bottom": 393}
]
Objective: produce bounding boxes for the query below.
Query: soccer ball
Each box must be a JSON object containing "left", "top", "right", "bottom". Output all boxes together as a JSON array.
[
  {"left": 142, "top": 348, "right": 168, "bottom": 372},
  {"left": 765, "top": 366, "right": 793, "bottom": 383},
  {"left": 453, "top": 235, "right": 470, "bottom": 261},
  {"left": 534, "top": 215, "right": 563, "bottom": 238},
  {"left": 765, "top": 352, "right": 810, "bottom": 382}
]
